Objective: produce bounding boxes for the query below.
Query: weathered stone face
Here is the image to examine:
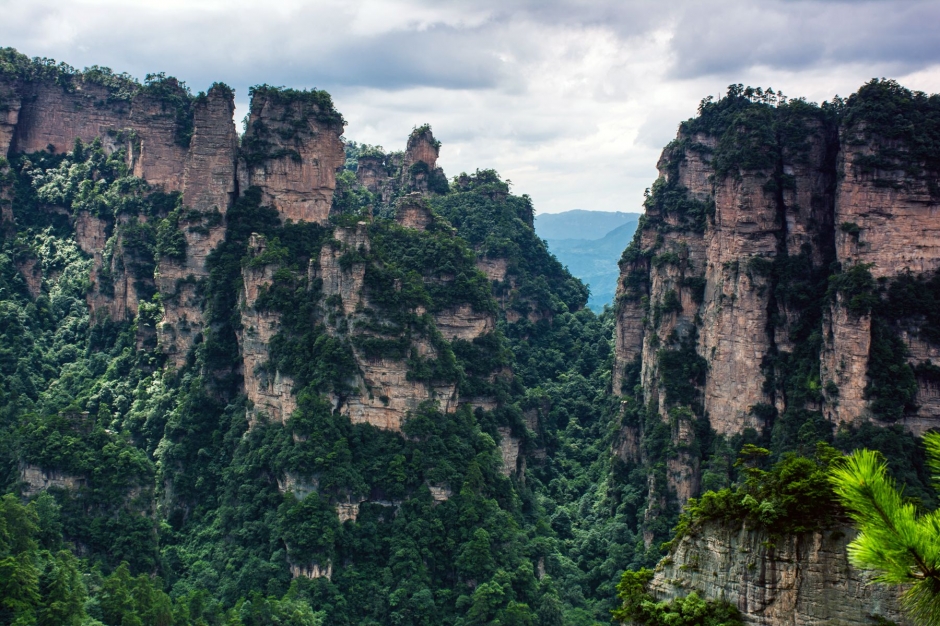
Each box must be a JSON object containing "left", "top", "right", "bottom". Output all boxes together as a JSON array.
[
  {"left": 238, "top": 235, "right": 298, "bottom": 425},
  {"left": 822, "top": 140, "right": 940, "bottom": 425},
  {"left": 158, "top": 85, "right": 237, "bottom": 366},
  {"left": 317, "top": 224, "right": 462, "bottom": 432},
  {"left": 238, "top": 93, "right": 346, "bottom": 224},
  {"left": 650, "top": 521, "right": 909, "bottom": 626},
  {"left": 612, "top": 101, "right": 940, "bottom": 516},
  {"left": 9, "top": 81, "right": 189, "bottom": 190}
]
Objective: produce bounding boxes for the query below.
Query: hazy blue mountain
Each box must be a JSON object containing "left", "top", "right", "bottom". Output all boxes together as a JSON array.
[
  {"left": 537, "top": 212, "right": 641, "bottom": 311},
  {"left": 534, "top": 209, "right": 639, "bottom": 241}
]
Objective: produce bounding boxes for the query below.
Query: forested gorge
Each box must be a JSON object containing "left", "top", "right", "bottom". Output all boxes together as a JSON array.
[{"left": 1, "top": 46, "right": 940, "bottom": 626}]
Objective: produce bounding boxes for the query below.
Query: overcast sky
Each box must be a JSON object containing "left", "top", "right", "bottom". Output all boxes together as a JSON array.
[{"left": 2, "top": 0, "right": 939, "bottom": 214}]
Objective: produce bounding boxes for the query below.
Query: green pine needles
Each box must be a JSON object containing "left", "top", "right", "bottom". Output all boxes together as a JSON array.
[{"left": 829, "top": 433, "right": 940, "bottom": 625}]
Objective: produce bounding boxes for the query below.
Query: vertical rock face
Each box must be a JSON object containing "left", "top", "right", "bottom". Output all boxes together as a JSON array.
[
  {"left": 401, "top": 126, "right": 445, "bottom": 194},
  {"left": 239, "top": 234, "right": 298, "bottom": 424},
  {"left": 0, "top": 79, "right": 20, "bottom": 158},
  {"left": 395, "top": 193, "right": 435, "bottom": 230},
  {"left": 835, "top": 142, "right": 940, "bottom": 279},
  {"left": 822, "top": 124, "right": 940, "bottom": 426},
  {"left": 158, "top": 85, "right": 237, "bottom": 366},
  {"left": 76, "top": 212, "right": 147, "bottom": 322},
  {"left": 1, "top": 69, "right": 240, "bottom": 361},
  {"left": 352, "top": 126, "right": 447, "bottom": 207},
  {"left": 497, "top": 426, "right": 522, "bottom": 476},
  {"left": 317, "top": 223, "right": 462, "bottom": 432},
  {"left": 649, "top": 522, "right": 908, "bottom": 626},
  {"left": 238, "top": 88, "right": 346, "bottom": 224},
  {"left": 614, "top": 83, "right": 940, "bottom": 533},
  {"left": 820, "top": 301, "right": 872, "bottom": 425},
  {"left": 9, "top": 80, "right": 190, "bottom": 190}
]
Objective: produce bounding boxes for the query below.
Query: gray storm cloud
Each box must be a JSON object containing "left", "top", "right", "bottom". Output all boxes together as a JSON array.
[{"left": 0, "top": 0, "right": 938, "bottom": 214}]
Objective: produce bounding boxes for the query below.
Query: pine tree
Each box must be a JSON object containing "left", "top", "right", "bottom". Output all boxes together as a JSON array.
[{"left": 829, "top": 432, "right": 940, "bottom": 625}]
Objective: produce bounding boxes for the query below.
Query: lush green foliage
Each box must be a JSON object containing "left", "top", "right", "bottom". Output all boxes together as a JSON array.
[
  {"left": 433, "top": 169, "right": 587, "bottom": 316},
  {"left": 611, "top": 569, "right": 742, "bottom": 626},
  {"left": 5, "top": 67, "right": 940, "bottom": 626},
  {"left": 842, "top": 79, "right": 940, "bottom": 194},
  {"left": 0, "top": 492, "right": 328, "bottom": 626},
  {"left": 830, "top": 435, "right": 940, "bottom": 625},
  {"left": 670, "top": 444, "right": 843, "bottom": 541},
  {"left": 248, "top": 85, "right": 345, "bottom": 128}
]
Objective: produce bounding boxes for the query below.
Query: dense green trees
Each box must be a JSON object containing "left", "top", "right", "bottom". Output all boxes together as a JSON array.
[
  {"left": 3, "top": 64, "right": 940, "bottom": 625},
  {"left": 611, "top": 569, "right": 741, "bottom": 626}
]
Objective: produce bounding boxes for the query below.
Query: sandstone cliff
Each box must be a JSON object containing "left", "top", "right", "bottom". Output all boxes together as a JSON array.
[
  {"left": 3, "top": 75, "right": 191, "bottom": 189},
  {"left": 613, "top": 83, "right": 940, "bottom": 521},
  {"left": 239, "top": 234, "right": 298, "bottom": 424},
  {"left": 158, "top": 84, "right": 237, "bottom": 366},
  {"left": 238, "top": 86, "right": 346, "bottom": 223},
  {"left": 650, "top": 521, "right": 908, "bottom": 626}
]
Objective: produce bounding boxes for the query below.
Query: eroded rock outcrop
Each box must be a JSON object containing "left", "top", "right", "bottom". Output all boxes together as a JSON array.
[
  {"left": 316, "top": 223, "right": 461, "bottom": 431},
  {"left": 6, "top": 78, "right": 190, "bottom": 189},
  {"left": 238, "top": 87, "right": 346, "bottom": 224},
  {"left": 821, "top": 126, "right": 940, "bottom": 426},
  {"left": 650, "top": 522, "right": 908, "bottom": 626},
  {"left": 20, "top": 464, "right": 85, "bottom": 497},
  {"left": 238, "top": 234, "right": 298, "bottom": 424},
  {"left": 158, "top": 85, "right": 237, "bottom": 365},
  {"left": 353, "top": 126, "right": 448, "bottom": 208}
]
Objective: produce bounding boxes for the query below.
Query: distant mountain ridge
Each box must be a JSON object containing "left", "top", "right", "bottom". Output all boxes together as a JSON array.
[
  {"left": 535, "top": 209, "right": 640, "bottom": 240},
  {"left": 536, "top": 211, "right": 641, "bottom": 311}
]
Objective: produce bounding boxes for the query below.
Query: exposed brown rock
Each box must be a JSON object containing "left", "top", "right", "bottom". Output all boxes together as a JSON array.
[
  {"left": 395, "top": 193, "right": 434, "bottom": 230},
  {"left": 820, "top": 299, "right": 872, "bottom": 424},
  {"left": 238, "top": 91, "right": 345, "bottom": 224},
  {"left": 836, "top": 143, "right": 940, "bottom": 280},
  {"left": 74, "top": 211, "right": 142, "bottom": 322},
  {"left": 0, "top": 81, "right": 20, "bottom": 157},
  {"left": 434, "top": 304, "right": 494, "bottom": 341},
  {"left": 10, "top": 81, "right": 189, "bottom": 190},
  {"left": 698, "top": 163, "right": 779, "bottom": 434},
  {"left": 823, "top": 139, "right": 940, "bottom": 428},
  {"left": 353, "top": 127, "right": 446, "bottom": 208},
  {"left": 158, "top": 85, "right": 237, "bottom": 366},
  {"left": 310, "top": 223, "right": 490, "bottom": 431},
  {"left": 476, "top": 257, "right": 508, "bottom": 283},
  {"left": 238, "top": 234, "right": 297, "bottom": 424},
  {"left": 405, "top": 128, "right": 439, "bottom": 171}
]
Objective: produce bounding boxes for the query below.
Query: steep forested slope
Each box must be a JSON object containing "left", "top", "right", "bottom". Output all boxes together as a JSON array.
[
  {"left": 0, "top": 48, "right": 635, "bottom": 626},
  {"left": 2, "top": 45, "right": 940, "bottom": 626}
]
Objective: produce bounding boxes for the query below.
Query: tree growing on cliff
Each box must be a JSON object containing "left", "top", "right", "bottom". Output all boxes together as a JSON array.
[
  {"left": 830, "top": 433, "right": 940, "bottom": 625},
  {"left": 611, "top": 569, "right": 742, "bottom": 626}
]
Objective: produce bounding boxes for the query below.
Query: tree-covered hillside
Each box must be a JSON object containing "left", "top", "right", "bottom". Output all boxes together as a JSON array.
[
  {"left": 0, "top": 54, "right": 635, "bottom": 622},
  {"left": 4, "top": 44, "right": 940, "bottom": 626}
]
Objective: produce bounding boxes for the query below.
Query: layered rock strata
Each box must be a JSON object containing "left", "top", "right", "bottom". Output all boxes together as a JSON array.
[
  {"left": 238, "top": 235, "right": 298, "bottom": 424},
  {"left": 3, "top": 78, "right": 190, "bottom": 189},
  {"left": 650, "top": 522, "right": 908, "bottom": 626},
  {"left": 237, "top": 88, "right": 346, "bottom": 223},
  {"left": 158, "top": 85, "right": 237, "bottom": 365},
  {"left": 822, "top": 135, "right": 940, "bottom": 426},
  {"left": 613, "top": 90, "right": 940, "bottom": 513},
  {"left": 317, "top": 223, "right": 463, "bottom": 432}
]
